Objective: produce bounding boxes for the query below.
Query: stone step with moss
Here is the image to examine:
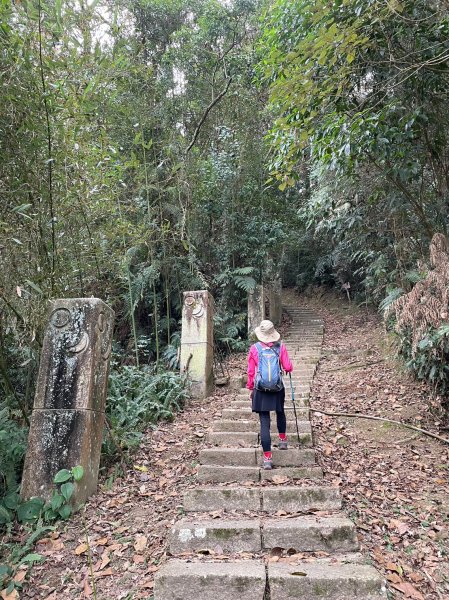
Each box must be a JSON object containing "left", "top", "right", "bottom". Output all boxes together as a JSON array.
[
  {"left": 183, "top": 485, "right": 340, "bottom": 513},
  {"left": 197, "top": 464, "right": 323, "bottom": 483},
  {"left": 154, "top": 560, "right": 266, "bottom": 600},
  {"left": 212, "top": 419, "right": 312, "bottom": 434},
  {"left": 198, "top": 447, "right": 317, "bottom": 467},
  {"left": 268, "top": 559, "right": 387, "bottom": 600}
]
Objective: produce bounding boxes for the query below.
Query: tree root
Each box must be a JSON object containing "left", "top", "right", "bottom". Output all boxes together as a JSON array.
[
  {"left": 308, "top": 407, "right": 449, "bottom": 445},
  {"left": 320, "top": 359, "right": 384, "bottom": 373}
]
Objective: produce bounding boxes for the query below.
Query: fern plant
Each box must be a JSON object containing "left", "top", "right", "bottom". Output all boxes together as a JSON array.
[
  {"left": 0, "top": 405, "right": 27, "bottom": 500},
  {"left": 104, "top": 365, "right": 189, "bottom": 455}
]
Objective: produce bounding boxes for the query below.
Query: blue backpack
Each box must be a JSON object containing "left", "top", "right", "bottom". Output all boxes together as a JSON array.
[{"left": 254, "top": 342, "right": 284, "bottom": 393}]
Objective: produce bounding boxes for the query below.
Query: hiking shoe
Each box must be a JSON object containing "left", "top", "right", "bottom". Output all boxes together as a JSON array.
[
  {"left": 263, "top": 458, "right": 273, "bottom": 470},
  {"left": 278, "top": 440, "right": 288, "bottom": 450}
]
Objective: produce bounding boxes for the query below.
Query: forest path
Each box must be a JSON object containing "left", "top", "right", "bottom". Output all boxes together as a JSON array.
[
  {"left": 154, "top": 299, "right": 387, "bottom": 599},
  {"left": 22, "top": 291, "right": 449, "bottom": 599}
]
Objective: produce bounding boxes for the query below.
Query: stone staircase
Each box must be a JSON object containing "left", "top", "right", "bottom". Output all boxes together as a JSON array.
[{"left": 155, "top": 305, "right": 387, "bottom": 599}]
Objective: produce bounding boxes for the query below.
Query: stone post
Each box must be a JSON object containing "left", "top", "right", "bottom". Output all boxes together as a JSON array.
[
  {"left": 21, "top": 298, "right": 114, "bottom": 504},
  {"left": 247, "top": 285, "right": 265, "bottom": 336},
  {"left": 268, "top": 277, "right": 283, "bottom": 326},
  {"left": 180, "top": 291, "right": 214, "bottom": 398}
]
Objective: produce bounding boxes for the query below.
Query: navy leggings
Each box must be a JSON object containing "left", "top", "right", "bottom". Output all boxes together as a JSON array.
[{"left": 259, "top": 410, "right": 286, "bottom": 452}]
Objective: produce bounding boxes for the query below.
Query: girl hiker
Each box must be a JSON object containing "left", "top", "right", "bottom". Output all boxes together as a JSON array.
[{"left": 247, "top": 319, "right": 293, "bottom": 470}]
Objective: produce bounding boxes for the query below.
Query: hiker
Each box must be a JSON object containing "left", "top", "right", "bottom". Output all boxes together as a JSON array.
[{"left": 247, "top": 319, "right": 293, "bottom": 470}]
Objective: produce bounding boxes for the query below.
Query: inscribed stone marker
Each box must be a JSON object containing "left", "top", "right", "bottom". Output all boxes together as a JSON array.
[
  {"left": 248, "top": 284, "right": 264, "bottom": 335},
  {"left": 268, "top": 277, "right": 282, "bottom": 325},
  {"left": 21, "top": 298, "right": 114, "bottom": 503},
  {"left": 180, "top": 290, "right": 214, "bottom": 398}
]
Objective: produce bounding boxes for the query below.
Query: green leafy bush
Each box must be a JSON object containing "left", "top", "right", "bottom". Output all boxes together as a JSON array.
[
  {"left": 213, "top": 310, "right": 248, "bottom": 353},
  {"left": 0, "top": 405, "right": 27, "bottom": 500},
  {"left": 0, "top": 466, "right": 84, "bottom": 597},
  {"left": 105, "top": 366, "right": 189, "bottom": 453},
  {"left": 0, "top": 466, "right": 84, "bottom": 527},
  {"left": 384, "top": 235, "right": 449, "bottom": 410},
  {"left": 394, "top": 326, "right": 449, "bottom": 401}
]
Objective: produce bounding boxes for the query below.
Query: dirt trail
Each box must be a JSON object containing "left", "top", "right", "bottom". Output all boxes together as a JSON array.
[{"left": 296, "top": 289, "right": 449, "bottom": 600}]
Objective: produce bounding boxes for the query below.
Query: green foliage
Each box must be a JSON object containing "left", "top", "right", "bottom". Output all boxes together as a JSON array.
[
  {"left": 0, "top": 406, "right": 27, "bottom": 501},
  {"left": 214, "top": 310, "right": 248, "bottom": 353},
  {"left": 394, "top": 326, "right": 449, "bottom": 400},
  {"left": 379, "top": 288, "right": 404, "bottom": 314},
  {"left": 105, "top": 366, "right": 189, "bottom": 453},
  {"left": 259, "top": 0, "right": 449, "bottom": 300},
  {"left": 0, "top": 466, "right": 84, "bottom": 528}
]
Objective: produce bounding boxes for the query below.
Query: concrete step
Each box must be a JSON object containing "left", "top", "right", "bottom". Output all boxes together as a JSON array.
[
  {"left": 229, "top": 403, "right": 309, "bottom": 413},
  {"left": 169, "top": 515, "right": 357, "bottom": 554},
  {"left": 261, "top": 486, "right": 341, "bottom": 512},
  {"left": 231, "top": 398, "right": 308, "bottom": 409},
  {"left": 199, "top": 447, "right": 317, "bottom": 467},
  {"left": 183, "top": 486, "right": 341, "bottom": 513},
  {"left": 261, "top": 465, "right": 323, "bottom": 481},
  {"left": 154, "top": 560, "right": 266, "bottom": 599},
  {"left": 268, "top": 560, "right": 387, "bottom": 599},
  {"left": 205, "top": 431, "right": 312, "bottom": 447},
  {"left": 199, "top": 447, "right": 258, "bottom": 466},
  {"left": 263, "top": 516, "right": 358, "bottom": 552},
  {"left": 270, "top": 432, "right": 313, "bottom": 447},
  {"left": 197, "top": 465, "right": 259, "bottom": 482},
  {"left": 221, "top": 408, "right": 309, "bottom": 420},
  {"left": 169, "top": 519, "right": 261, "bottom": 553},
  {"left": 206, "top": 431, "right": 258, "bottom": 446},
  {"left": 212, "top": 419, "right": 311, "bottom": 433},
  {"left": 289, "top": 339, "right": 321, "bottom": 342},
  {"left": 183, "top": 487, "right": 261, "bottom": 511},
  {"left": 268, "top": 448, "right": 317, "bottom": 466},
  {"left": 198, "top": 464, "right": 323, "bottom": 483}
]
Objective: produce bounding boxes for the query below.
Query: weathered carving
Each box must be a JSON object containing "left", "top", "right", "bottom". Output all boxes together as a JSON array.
[
  {"left": 21, "top": 298, "right": 114, "bottom": 504},
  {"left": 184, "top": 294, "right": 206, "bottom": 319},
  {"left": 180, "top": 291, "right": 214, "bottom": 398}
]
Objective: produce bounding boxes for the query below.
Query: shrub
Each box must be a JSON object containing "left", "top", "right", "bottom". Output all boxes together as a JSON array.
[
  {"left": 385, "top": 234, "right": 449, "bottom": 410},
  {"left": 104, "top": 365, "right": 190, "bottom": 454},
  {"left": 0, "top": 405, "right": 27, "bottom": 500}
]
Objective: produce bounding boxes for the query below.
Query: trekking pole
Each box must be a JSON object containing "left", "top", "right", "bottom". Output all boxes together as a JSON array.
[{"left": 289, "top": 372, "right": 301, "bottom": 446}]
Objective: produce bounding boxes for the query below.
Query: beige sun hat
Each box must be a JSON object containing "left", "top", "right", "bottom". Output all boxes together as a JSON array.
[{"left": 254, "top": 319, "right": 280, "bottom": 344}]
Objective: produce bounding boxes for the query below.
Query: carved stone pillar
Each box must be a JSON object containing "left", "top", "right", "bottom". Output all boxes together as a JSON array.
[
  {"left": 248, "top": 285, "right": 265, "bottom": 335},
  {"left": 21, "top": 298, "right": 114, "bottom": 503},
  {"left": 268, "top": 277, "right": 282, "bottom": 326},
  {"left": 180, "top": 291, "right": 214, "bottom": 398}
]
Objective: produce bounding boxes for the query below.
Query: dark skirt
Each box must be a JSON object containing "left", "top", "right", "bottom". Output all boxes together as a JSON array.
[{"left": 252, "top": 386, "right": 285, "bottom": 413}]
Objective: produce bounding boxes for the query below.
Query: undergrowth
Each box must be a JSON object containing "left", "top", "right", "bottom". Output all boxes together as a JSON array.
[
  {"left": 104, "top": 365, "right": 190, "bottom": 457},
  {"left": 0, "top": 405, "right": 27, "bottom": 501},
  {"left": 383, "top": 234, "right": 449, "bottom": 414}
]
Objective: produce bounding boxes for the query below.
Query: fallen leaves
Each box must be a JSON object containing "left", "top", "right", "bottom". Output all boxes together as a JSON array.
[
  {"left": 74, "top": 543, "right": 89, "bottom": 556},
  {"left": 307, "top": 292, "right": 449, "bottom": 599},
  {"left": 1, "top": 589, "right": 19, "bottom": 600},
  {"left": 271, "top": 475, "right": 289, "bottom": 485},
  {"left": 133, "top": 535, "right": 147, "bottom": 554},
  {"left": 133, "top": 465, "right": 148, "bottom": 473},
  {"left": 390, "top": 582, "right": 425, "bottom": 600}
]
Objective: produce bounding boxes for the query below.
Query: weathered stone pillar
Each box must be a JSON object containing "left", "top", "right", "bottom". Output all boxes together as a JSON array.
[
  {"left": 180, "top": 291, "right": 214, "bottom": 398},
  {"left": 268, "top": 277, "right": 283, "bottom": 326},
  {"left": 21, "top": 298, "right": 114, "bottom": 504},
  {"left": 248, "top": 285, "right": 264, "bottom": 335}
]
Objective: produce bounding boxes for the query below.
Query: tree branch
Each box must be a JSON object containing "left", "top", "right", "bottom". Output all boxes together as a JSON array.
[
  {"left": 185, "top": 77, "right": 233, "bottom": 154},
  {"left": 308, "top": 407, "right": 449, "bottom": 445}
]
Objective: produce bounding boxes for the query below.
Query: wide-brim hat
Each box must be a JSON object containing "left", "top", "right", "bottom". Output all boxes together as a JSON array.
[{"left": 254, "top": 319, "right": 280, "bottom": 343}]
